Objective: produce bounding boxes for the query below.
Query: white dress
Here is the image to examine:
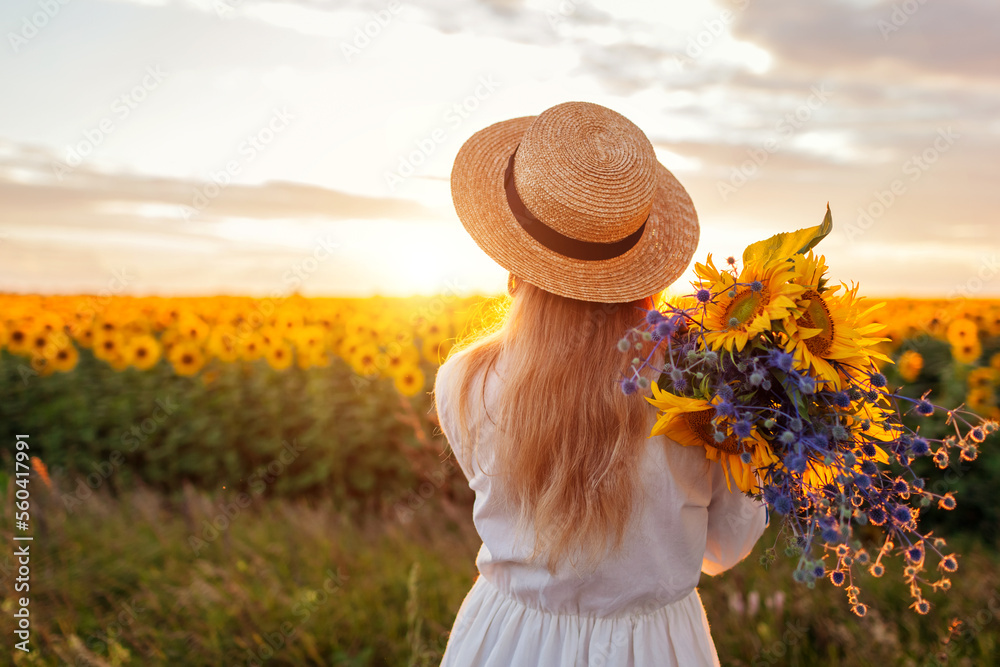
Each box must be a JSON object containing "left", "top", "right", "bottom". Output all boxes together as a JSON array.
[{"left": 433, "top": 349, "right": 767, "bottom": 667}]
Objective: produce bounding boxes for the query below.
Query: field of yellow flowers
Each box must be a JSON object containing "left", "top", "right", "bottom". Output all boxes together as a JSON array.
[
  {"left": 2, "top": 293, "right": 998, "bottom": 416},
  {"left": 1, "top": 293, "right": 999, "bottom": 666},
  {"left": 0, "top": 293, "right": 502, "bottom": 396}
]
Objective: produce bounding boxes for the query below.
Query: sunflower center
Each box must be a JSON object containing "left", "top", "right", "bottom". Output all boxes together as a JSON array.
[
  {"left": 722, "top": 286, "right": 770, "bottom": 331},
  {"left": 182, "top": 354, "right": 194, "bottom": 364},
  {"left": 796, "top": 289, "right": 834, "bottom": 357},
  {"left": 684, "top": 409, "right": 745, "bottom": 455}
]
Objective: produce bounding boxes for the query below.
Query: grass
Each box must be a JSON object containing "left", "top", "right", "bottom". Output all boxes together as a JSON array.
[{"left": 2, "top": 475, "right": 999, "bottom": 666}]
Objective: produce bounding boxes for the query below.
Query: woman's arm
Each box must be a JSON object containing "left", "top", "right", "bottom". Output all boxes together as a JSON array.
[
  {"left": 701, "top": 461, "right": 768, "bottom": 576},
  {"left": 432, "top": 356, "right": 473, "bottom": 483}
]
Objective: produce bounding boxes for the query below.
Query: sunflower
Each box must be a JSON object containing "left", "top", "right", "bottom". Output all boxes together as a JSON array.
[
  {"left": 646, "top": 383, "right": 779, "bottom": 494},
  {"left": 93, "top": 330, "right": 125, "bottom": 362},
  {"left": 207, "top": 327, "right": 240, "bottom": 363},
  {"left": 126, "top": 334, "right": 162, "bottom": 371},
  {"left": 898, "top": 350, "right": 924, "bottom": 383},
  {"left": 6, "top": 321, "right": 32, "bottom": 356},
  {"left": 350, "top": 343, "right": 381, "bottom": 376},
  {"left": 291, "top": 325, "right": 326, "bottom": 354},
  {"left": 782, "top": 255, "right": 891, "bottom": 390},
  {"left": 946, "top": 318, "right": 978, "bottom": 347},
  {"left": 258, "top": 326, "right": 286, "bottom": 350},
  {"left": 265, "top": 342, "right": 294, "bottom": 371},
  {"left": 393, "top": 366, "right": 426, "bottom": 397},
  {"left": 272, "top": 309, "right": 303, "bottom": 335},
  {"left": 695, "top": 253, "right": 805, "bottom": 353},
  {"left": 386, "top": 344, "right": 421, "bottom": 376},
  {"left": 238, "top": 333, "right": 265, "bottom": 362},
  {"left": 952, "top": 338, "right": 982, "bottom": 365},
  {"left": 50, "top": 344, "right": 79, "bottom": 373},
  {"left": 176, "top": 313, "right": 211, "bottom": 344},
  {"left": 27, "top": 327, "right": 51, "bottom": 359},
  {"left": 169, "top": 342, "right": 206, "bottom": 376},
  {"left": 29, "top": 353, "right": 54, "bottom": 377},
  {"left": 968, "top": 367, "right": 998, "bottom": 391}
]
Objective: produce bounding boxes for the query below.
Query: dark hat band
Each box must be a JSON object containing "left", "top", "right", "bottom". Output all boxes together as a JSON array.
[{"left": 503, "top": 146, "right": 647, "bottom": 262}]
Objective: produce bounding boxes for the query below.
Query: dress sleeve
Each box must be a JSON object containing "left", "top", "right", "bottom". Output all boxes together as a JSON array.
[
  {"left": 433, "top": 356, "right": 473, "bottom": 483},
  {"left": 701, "top": 460, "right": 768, "bottom": 576}
]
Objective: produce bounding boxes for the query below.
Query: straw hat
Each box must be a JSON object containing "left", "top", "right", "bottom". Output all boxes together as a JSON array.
[{"left": 450, "top": 101, "right": 700, "bottom": 303}]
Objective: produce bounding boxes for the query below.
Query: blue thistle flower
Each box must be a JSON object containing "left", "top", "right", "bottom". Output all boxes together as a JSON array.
[
  {"left": 893, "top": 479, "right": 908, "bottom": 494},
  {"left": 645, "top": 310, "right": 663, "bottom": 325},
  {"left": 740, "top": 451, "right": 753, "bottom": 465},
  {"left": 714, "top": 400, "right": 737, "bottom": 419},
  {"left": 654, "top": 320, "right": 675, "bottom": 339},
  {"left": 786, "top": 453, "right": 807, "bottom": 473},
  {"left": 860, "top": 443, "right": 876, "bottom": 458},
  {"left": 774, "top": 495, "right": 793, "bottom": 515},
  {"left": 861, "top": 460, "right": 878, "bottom": 476},
  {"left": 941, "top": 556, "right": 958, "bottom": 572},
  {"left": 716, "top": 383, "right": 735, "bottom": 401},
  {"left": 831, "top": 570, "right": 846, "bottom": 586},
  {"left": 870, "top": 372, "right": 887, "bottom": 388},
  {"left": 970, "top": 427, "right": 986, "bottom": 443},
  {"left": 766, "top": 349, "right": 794, "bottom": 372},
  {"left": 868, "top": 507, "right": 887, "bottom": 525},
  {"left": 734, "top": 420, "right": 753, "bottom": 439},
  {"left": 813, "top": 563, "right": 826, "bottom": 578},
  {"left": 696, "top": 288, "right": 712, "bottom": 303},
  {"left": 822, "top": 527, "right": 842, "bottom": 544},
  {"left": 892, "top": 506, "right": 912, "bottom": 524},
  {"left": 910, "top": 437, "right": 930, "bottom": 456},
  {"left": 750, "top": 280, "right": 764, "bottom": 292},
  {"left": 620, "top": 378, "right": 638, "bottom": 395},
  {"left": 906, "top": 546, "right": 923, "bottom": 563},
  {"left": 916, "top": 400, "right": 934, "bottom": 416},
  {"left": 834, "top": 392, "right": 852, "bottom": 408}
]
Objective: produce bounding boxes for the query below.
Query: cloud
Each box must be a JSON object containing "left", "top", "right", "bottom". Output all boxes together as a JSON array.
[
  {"left": 731, "top": 0, "right": 1000, "bottom": 80},
  {"left": 0, "top": 141, "right": 437, "bottom": 224}
]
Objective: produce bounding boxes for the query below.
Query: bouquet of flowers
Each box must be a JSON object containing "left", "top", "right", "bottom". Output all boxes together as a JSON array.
[{"left": 618, "top": 206, "right": 997, "bottom": 617}]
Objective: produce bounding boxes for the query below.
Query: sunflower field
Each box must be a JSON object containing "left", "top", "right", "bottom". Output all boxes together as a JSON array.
[
  {"left": 0, "top": 292, "right": 506, "bottom": 512},
  {"left": 1, "top": 293, "right": 999, "bottom": 515},
  {"left": 1, "top": 292, "right": 1000, "bottom": 665}
]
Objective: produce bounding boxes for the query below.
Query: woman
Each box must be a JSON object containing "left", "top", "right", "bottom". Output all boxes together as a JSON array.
[{"left": 432, "top": 101, "right": 767, "bottom": 666}]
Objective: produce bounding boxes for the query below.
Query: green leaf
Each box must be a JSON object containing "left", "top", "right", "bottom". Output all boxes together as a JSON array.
[{"left": 742, "top": 204, "right": 834, "bottom": 266}]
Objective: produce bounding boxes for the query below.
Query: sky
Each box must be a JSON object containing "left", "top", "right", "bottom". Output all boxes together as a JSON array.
[{"left": 1, "top": 0, "right": 998, "bottom": 299}]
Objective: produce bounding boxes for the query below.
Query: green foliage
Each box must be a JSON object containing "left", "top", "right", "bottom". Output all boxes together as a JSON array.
[
  {"left": 0, "top": 349, "right": 462, "bottom": 514},
  {"left": 3, "top": 485, "right": 999, "bottom": 666},
  {"left": 885, "top": 336, "right": 1000, "bottom": 544}
]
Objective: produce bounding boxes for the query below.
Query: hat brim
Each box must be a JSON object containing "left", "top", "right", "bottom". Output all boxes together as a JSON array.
[{"left": 451, "top": 115, "right": 700, "bottom": 303}]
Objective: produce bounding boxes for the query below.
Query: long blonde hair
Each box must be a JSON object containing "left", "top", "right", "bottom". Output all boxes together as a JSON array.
[{"left": 435, "top": 273, "right": 666, "bottom": 574}]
